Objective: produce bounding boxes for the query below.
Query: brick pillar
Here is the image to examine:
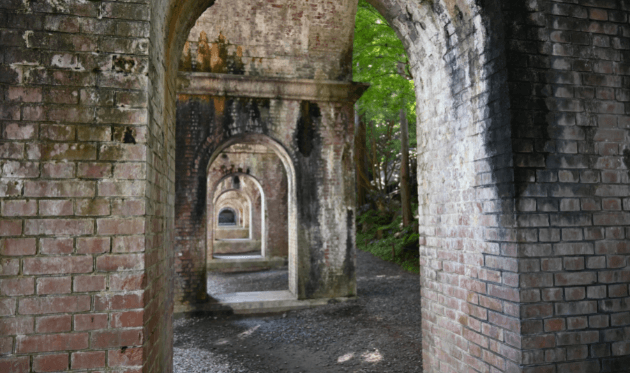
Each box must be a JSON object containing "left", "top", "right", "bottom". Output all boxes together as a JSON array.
[
  {"left": 376, "top": 0, "right": 630, "bottom": 371},
  {"left": 0, "top": 0, "right": 173, "bottom": 371},
  {"left": 508, "top": 1, "right": 630, "bottom": 371}
]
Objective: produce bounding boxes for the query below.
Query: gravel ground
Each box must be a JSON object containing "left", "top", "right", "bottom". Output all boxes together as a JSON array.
[
  {"left": 207, "top": 267, "right": 289, "bottom": 295},
  {"left": 174, "top": 250, "right": 422, "bottom": 372}
]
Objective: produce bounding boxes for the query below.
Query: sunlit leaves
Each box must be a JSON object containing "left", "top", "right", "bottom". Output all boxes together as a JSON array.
[{"left": 353, "top": 0, "right": 416, "bottom": 134}]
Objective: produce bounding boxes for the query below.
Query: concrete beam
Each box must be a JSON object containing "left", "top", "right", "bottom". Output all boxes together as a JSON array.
[{"left": 177, "top": 72, "right": 369, "bottom": 103}]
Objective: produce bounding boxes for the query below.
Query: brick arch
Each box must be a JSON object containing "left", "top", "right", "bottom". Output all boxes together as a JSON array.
[
  {"left": 155, "top": 1, "right": 515, "bottom": 373},
  {"left": 213, "top": 190, "right": 253, "bottom": 244},
  {"left": 174, "top": 127, "right": 297, "bottom": 308},
  {"left": 176, "top": 109, "right": 285, "bottom": 229},
  {"left": 0, "top": 0, "right": 626, "bottom": 372},
  {"left": 213, "top": 178, "right": 258, "bottom": 206},
  {"left": 214, "top": 190, "right": 251, "bottom": 229}
]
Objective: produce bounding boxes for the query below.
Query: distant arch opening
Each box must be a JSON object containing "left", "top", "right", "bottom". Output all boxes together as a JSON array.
[
  {"left": 217, "top": 207, "right": 237, "bottom": 226},
  {"left": 212, "top": 179, "right": 258, "bottom": 247}
]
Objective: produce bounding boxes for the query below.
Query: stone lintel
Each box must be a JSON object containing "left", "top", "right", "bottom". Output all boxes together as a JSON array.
[{"left": 177, "top": 72, "right": 369, "bottom": 103}]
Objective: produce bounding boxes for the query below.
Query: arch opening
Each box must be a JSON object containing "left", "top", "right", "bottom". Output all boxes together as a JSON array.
[
  {"left": 163, "top": 0, "right": 508, "bottom": 372},
  {"left": 210, "top": 172, "right": 264, "bottom": 256},
  {"left": 217, "top": 207, "right": 238, "bottom": 226},
  {"left": 205, "top": 137, "right": 293, "bottom": 298}
]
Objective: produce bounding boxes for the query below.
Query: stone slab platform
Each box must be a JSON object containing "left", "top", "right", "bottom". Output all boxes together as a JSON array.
[
  {"left": 207, "top": 255, "right": 286, "bottom": 273},
  {"left": 213, "top": 239, "right": 262, "bottom": 254},
  {"left": 175, "top": 290, "right": 351, "bottom": 315}
]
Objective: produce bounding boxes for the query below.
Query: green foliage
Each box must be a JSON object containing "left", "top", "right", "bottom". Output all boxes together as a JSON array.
[
  {"left": 356, "top": 210, "right": 420, "bottom": 274},
  {"left": 353, "top": 1, "right": 420, "bottom": 274},
  {"left": 353, "top": 0, "right": 416, "bottom": 147}
]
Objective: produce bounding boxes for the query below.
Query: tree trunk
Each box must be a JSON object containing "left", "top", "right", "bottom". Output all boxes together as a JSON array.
[
  {"left": 400, "top": 108, "right": 412, "bottom": 227},
  {"left": 354, "top": 110, "right": 368, "bottom": 209}
]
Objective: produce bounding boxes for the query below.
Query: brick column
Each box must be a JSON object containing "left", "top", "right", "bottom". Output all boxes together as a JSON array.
[
  {"left": 508, "top": 1, "right": 630, "bottom": 372},
  {"left": 0, "top": 0, "right": 174, "bottom": 371}
]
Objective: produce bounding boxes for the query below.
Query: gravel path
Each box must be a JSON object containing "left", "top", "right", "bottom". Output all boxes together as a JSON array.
[
  {"left": 207, "top": 267, "right": 288, "bottom": 295},
  {"left": 174, "top": 250, "right": 422, "bottom": 373}
]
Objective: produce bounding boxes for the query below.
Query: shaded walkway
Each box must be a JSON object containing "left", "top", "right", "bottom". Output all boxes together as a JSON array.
[
  {"left": 174, "top": 250, "right": 422, "bottom": 372},
  {"left": 207, "top": 266, "right": 289, "bottom": 295}
]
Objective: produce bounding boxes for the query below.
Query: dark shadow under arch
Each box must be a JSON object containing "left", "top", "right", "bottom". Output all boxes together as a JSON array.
[{"left": 217, "top": 207, "right": 237, "bottom": 226}]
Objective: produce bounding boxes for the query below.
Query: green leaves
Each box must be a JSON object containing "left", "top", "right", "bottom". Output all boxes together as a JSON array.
[
  {"left": 353, "top": 2, "right": 419, "bottom": 274},
  {"left": 356, "top": 211, "right": 420, "bottom": 274},
  {"left": 353, "top": 0, "right": 416, "bottom": 128}
]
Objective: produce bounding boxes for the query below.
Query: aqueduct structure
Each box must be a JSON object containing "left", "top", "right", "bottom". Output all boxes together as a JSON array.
[{"left": 1, "top": 0, "right": 630, "bottom": 372}]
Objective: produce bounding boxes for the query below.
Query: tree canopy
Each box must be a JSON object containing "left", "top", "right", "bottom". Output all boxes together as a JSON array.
[
  {"left": 353, "top": 0, "right": 416, "bottom": 138},
  {"left": 352, "top": 0, "right": 418, "bottom": 198}
]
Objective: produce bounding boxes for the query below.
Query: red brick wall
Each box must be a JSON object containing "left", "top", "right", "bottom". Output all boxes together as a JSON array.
[
  {"left": 508, "top": 1, "right": 630, "bottom": 371},
  {"left": 0, "top": 0, "right": 172, "bottom": 371}
]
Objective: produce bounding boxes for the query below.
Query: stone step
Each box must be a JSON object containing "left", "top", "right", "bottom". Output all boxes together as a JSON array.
[
  {"left": 176, "top": 290, "right": 351, "bottom": 315},
  {"left": 207, "top": 255, "right": 287, "bottom": 273}
]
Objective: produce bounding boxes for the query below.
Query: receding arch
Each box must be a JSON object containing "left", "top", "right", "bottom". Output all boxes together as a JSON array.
[
  {"left": 209, "top": 172, "right": 266, "bottom": 256},
  {"left": 205, "top": 134, "right": 296, "bottom": 294}
]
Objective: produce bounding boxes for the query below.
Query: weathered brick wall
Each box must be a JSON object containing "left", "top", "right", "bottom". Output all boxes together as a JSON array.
[
  {"left": 507, "top": 1, "right": 630, "bottom": 372},
  {"left": 377, "top": 0, "right": 630, "bottom": 372},
  {"left": 147, "top": 0, "right": 176, "bottom": 369},
  {"left": 374, "top": 1, "right": 523, "bottom": 372},
  {"left": 0, "top": 0, "right": 175, "bottom": 371},
  {"left": 180, "top": 0, "right": 358, "bottom": 80}
]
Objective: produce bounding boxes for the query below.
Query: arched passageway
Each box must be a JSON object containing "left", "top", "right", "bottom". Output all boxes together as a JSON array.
[
  {"left": 158, "top": 0, "right": 511, "bottom": 372},
  {"left": 1, "top": 0, "right": 626, "bottom": 372},
  {"left": 214, "top": 193, "right": 250, "bottom": 238},
  {"left": 206, "top": 143, "right": 288, "bottom": 261},
  {"left": 217, "top": 207, "right": 238, "bottom": 226},
  {"left": 212, "top": 176, "right": 261, "bottom": 254},
  {"left": 203, "top": 140, "right": 294, "bottom": 300},
  {"left": 160, "top": 2, "right": 514, "bottom": 372},
  {"left": 172, "top": 0, "right": 365, "bottom": 322}
]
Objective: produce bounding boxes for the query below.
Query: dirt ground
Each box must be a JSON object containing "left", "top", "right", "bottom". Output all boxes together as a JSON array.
[
  {"left": 206, "top": 264, "right": 289, "bottom": 295},
  {"left": 173, "top": 250, "right": 422, "bottom": 372}
]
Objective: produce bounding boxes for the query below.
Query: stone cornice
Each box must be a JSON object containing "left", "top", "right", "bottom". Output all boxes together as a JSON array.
[{"left": 177, "top": 72, "right": 369, "bottom": 103}]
